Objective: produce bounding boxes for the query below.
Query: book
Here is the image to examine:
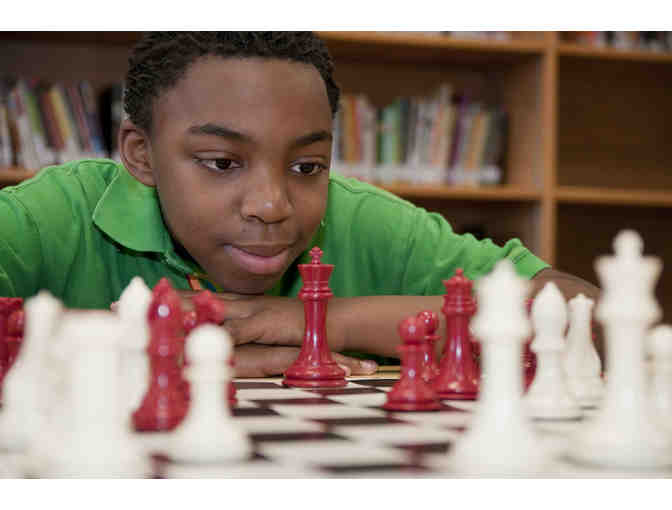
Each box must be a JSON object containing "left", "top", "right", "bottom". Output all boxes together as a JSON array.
[
  {"left": 0, "top": 80, "right": 14, "bottom": 167},
  {"left": 100, "top": 83, "right": 124, "bottom": 161},
  {"left": 16, "top": 79, "right": 55, "bottom": 168},
  {"left": 79, "top": 81, "right": 106, "bottom": 157}
]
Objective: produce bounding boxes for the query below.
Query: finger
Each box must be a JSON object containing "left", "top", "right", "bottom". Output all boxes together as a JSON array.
[
  {"left": 224, "top": 317, "right": 265, "bottom": 346},
  {"left": 331, "top": 353, "right": 378, "bottom": 376},
  {"left": 233, "top": 345, "right": 301, "bottom": 378}
]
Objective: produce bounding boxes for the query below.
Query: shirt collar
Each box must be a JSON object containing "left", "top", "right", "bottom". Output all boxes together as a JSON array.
[{"left": 92, "top": 163, "right": 198, "bottom": 275}]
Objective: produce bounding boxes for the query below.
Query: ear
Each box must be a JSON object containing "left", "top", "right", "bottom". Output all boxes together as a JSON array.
[{"left": 119, "top": 118, "right": 156, "bottom": 187}]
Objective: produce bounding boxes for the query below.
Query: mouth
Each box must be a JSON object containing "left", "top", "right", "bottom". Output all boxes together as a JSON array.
[{"left": 225, "top": 244, "right": 293, "bottom": 276}]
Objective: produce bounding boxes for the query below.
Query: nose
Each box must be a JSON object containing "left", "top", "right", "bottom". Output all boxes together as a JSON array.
[{"left": 240, "top": 169, "right": 293, "bottom": 224}]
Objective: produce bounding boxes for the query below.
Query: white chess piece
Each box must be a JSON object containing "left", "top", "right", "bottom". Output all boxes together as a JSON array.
[
  {"left": 168, "top": 324, "right": 251, "bottom": 464},
  {"left": 448, "top": 259, "right": 549, "bottom": 476},
  {"left": 524, "top": 282, "right": 581, "bottom": 420},
  {"left": 647, "top": 325, "right": 672, "bottom": 428},
  {"left": 33, "top": 310, "right": 151, "bottom": 478},
  {"left": 564, "top": 294, "right": 604, "bottom": 407},
  {"left": 568, "top": 230, "right": 672, "bottom": 469},
  {"left": 0, "top": 291, "right": 62, "bottom": 452},
  {"left": 116, "top": 276, "right": 152, "bottom": 416}
]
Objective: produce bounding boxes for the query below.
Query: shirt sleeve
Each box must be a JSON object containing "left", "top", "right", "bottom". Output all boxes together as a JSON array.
[
  {"left": 0, "top": 191, "right": 43, "bottom": 298},
  {"left": 399, "top": 207, "right": 550, "bottom": 295}
]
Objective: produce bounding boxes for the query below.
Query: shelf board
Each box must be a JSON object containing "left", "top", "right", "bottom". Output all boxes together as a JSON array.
[
  {"left": 375, "top": 182, "right": 541, "bottom": 202},
  {"left": 558, "top": 43, "right": 672, "bottom": 63},
  {"left": 0, "top": 167, "right": 36, "bottom": 186},
  {"left": 556, "top": 186, "right": 672, "bottom": 207},
  {"left": 318, "top": 31, "right": 547, "bottom": 64}
]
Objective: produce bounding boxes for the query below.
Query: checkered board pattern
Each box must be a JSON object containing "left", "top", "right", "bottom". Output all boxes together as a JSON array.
[{"left": 140, "top": 372, "right": 672, "bottom": 479}]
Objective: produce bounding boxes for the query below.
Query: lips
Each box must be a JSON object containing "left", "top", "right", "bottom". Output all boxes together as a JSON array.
[{"left": 226, "top": 244, "right": 293, "bottom": 275}]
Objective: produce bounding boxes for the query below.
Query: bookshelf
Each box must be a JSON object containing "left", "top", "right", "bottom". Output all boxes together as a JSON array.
[{"left": 1, "top": 31, "right": 672, "bottom": 322}]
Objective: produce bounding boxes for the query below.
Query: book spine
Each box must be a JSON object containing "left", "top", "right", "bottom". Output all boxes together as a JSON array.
[
  {"left": 17, "top": 80, "right": 54, "bottom": 168},
  {"left": 79, "top": 81, "right": 106, "bottom": 157},
  {"left": 0, "top": 102, "right": 12, "bottom": 167},
  {"left": 67, "top": 83, "right": 93, "bottom": 156},
  {"left": 49, "top": 85, "right": 80, "bottom": 161},
  {"left": 7, "top": 86, "right": 40, "bottom": 171}
]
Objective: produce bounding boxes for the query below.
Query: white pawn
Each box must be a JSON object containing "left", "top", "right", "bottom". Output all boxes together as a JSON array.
[
  {"left": 564, "top": 294, "right": 604, "bottom": 407},
  {"left": 168, "top": 324, "right": 251, "bottom": 464},
  {"left": 116, "top": 276, "right": 152, "bottom": 417},
  {"left": 568, "top": 230, "right": 672, "bottom": 469},
  {"left": 0, "top": 291, "right": 62, "bottom": 452},
  {"left": 448, "top": 259, "right": 549, "bottom": 476},
  {"left": 648, "top": 325, "right": 672, "bottom": 428},
  {"left": 33, "top": 311, "right": 151, "bottom": 478},
  {"left": 525, "top": 282, "right": 581, "bottom": 420}
]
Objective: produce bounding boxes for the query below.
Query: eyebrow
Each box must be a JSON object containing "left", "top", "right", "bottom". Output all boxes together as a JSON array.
[{"left": 187, "top": 123, "right": 332, "bottom": 149}]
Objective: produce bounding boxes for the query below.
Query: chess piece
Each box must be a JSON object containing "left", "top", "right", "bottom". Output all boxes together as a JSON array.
[
  {"left": 564, "top": 294, "right": 604, "bottom": 407},
  {"left": 168, "top": 324, "right": 251, "bottom": 463},
  {"left": 35, "top": 310, "right": 150, "bottom": 478},
  {"left": 383, "top": 316, "right": 441, "bottom": 411},
  {"left": 432, "top": 269, "right": 479, "bottom": 400},
  {"left": 6, "top": 301, "right": 24, "bottom": 369},
  {"left": 283, "top": 247, "right": 347, "bottom": 388},
  {"left": 117, "top": 276, "right": 153, "bottom": 418},
  {"left": 132, "top": 278, "right": 188, "bottom": 431},
  {"left": 416, "top": 310, "right": 440, "bottom": 382},
  {"left": 524, "top": 282, "right": 581, "bottom": 420},
  {"left": 568, "top": 230, "right": 672, "bottom": 469},
  {"left": 448, "top": 260, "right": 549, "bottom": 475},
  {"left": 187, "top": 291, "right": 236, "bottom": 406},
  {"left": 0, "top": 298, "right": 23, "bottom": 390},
  {"left": 0, "top": 292, "right": 62, "bottom": 452},
  {"left": 647, "top": 325, "right": 672, "bottom": 428}
]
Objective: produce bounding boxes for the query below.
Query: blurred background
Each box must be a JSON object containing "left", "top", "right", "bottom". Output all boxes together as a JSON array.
[{"left": 1, "top": 30, "right": 671, "bottom": 321}]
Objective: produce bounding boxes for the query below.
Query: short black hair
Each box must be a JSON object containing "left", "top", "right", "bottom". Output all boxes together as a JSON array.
[{"left": 124, "top": 31, "right": 341, "bottom": 133}]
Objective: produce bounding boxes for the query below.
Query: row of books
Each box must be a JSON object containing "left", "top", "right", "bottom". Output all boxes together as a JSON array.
[
  {"left": 562, "top": 31, "right": 672, "bottom": 52},
  {"left": 331, "top": 85, "right": 508, "bottom": 187},
  {"left": 0, "top": 77, "right": 123, "bottom": 171}
]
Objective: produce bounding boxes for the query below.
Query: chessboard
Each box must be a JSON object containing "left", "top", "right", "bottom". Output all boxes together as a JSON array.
[{"left": 79, "top": 368, "right": 668, "bottom": 480}]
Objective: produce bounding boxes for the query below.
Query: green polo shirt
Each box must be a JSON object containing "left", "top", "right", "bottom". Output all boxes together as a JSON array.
[{"left": 0, "top": 158, "right": 548, "bottom": 310}]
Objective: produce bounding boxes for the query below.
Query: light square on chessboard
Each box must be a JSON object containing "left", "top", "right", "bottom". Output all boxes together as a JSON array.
[
  {"left": 387, "top": 410, "right": 473, "bottom": 430},
  {"left": 256, "top": 439, "right": 410, "bottom": 467},
  {"left": 320, "top": 392, "right": 388, "bottom": 407},
  {"left": 163, "top": 460, "right": 322, "bottom": 478},
  {"left": 330, "top": 423, "right": 460, "bottom": 446},
  {"left": 235, "top": 388, "right": 320, "bottom": 401},
  {"left": 233, "top": 415, "right": 325, "bottom": 435},
  {"left": 269, "top": 403, "right": 388, "bottom": 419}
]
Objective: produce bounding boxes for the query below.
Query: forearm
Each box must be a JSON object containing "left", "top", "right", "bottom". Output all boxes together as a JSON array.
[{"left": 329, "top": 295, "right": 446, "bottom": 358}]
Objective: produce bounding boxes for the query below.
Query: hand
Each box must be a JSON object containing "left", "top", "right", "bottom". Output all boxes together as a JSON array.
[
  {"left": 177, "top": 291, "right": 340, "bottom": 351},
  {"left": 233, "top": 344, "right": 378, "bottom": 378}
]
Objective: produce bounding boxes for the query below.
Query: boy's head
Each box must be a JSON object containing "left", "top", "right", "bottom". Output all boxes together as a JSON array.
[{"left": 119, "top": 32, "right": 340, "bottom": 295}]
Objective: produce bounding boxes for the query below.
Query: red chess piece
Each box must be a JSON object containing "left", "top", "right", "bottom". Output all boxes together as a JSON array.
[
  {"left": 6, "top": 308, "right": 25, "bottom": 369},
  {"left": 416, "top": 310, "right": 441, "bottom": 382},
  {"left": 283, "top": 247, "right": 347, "bottom": 388},
  {"left": 432, "top": 268, "right": 480, "bottom": 400},
  {"left": 133, "top": 279, "right": 188, "bottom": 432},
  {"left": 383, "top": 316, "right": 441, "bottom": 412},
  {"left": 185, "top": 291, "right": 237, "bottom": 406},
  {"left": 0, "top": 298, "right": 22, "bottom": 389}
]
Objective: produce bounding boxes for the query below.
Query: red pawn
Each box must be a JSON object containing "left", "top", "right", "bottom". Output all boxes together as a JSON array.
[
  {"left": 133, "top": 278, "right": 188, "bottom": 432},
  {"left": 416, "top": 310, "right": 440, "bottom": 382},
  {"left": 186, "top": 290, "right": 237, "bottom": 406},
  {"left": 283, "top": 247, "right": 347, "bottom": 388},
  {"left": 383, "top": 316, "right": 441, "bottom": 412},
  {"left": 432, "top": 268, "right": 480, "bottom": 400}
]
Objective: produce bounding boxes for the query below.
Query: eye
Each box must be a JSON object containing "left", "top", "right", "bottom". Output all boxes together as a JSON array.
[
  {"left": 196, "top": 158, "right": 242, "bottom": 173},
  {"left": 290, "top": 162, "right": 327, "bottom": 176}
]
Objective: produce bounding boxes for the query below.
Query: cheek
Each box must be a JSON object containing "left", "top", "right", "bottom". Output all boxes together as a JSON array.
[{"left": 292, "top": 181, "right": 328, "bottom": 235}]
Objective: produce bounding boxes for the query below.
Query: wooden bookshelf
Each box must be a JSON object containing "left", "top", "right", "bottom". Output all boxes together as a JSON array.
[{"left": 2, "top": 31, "right": 671, "bottom": 321}]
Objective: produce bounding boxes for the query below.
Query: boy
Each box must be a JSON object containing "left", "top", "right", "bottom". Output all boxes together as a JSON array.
[{"left": 0, "top": 32, "right": 600, "bottom": 376}]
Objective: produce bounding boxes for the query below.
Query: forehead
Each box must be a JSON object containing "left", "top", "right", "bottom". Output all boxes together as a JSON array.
[{"left": 152, "top": 56, "right": 333, "bottom": 136}]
